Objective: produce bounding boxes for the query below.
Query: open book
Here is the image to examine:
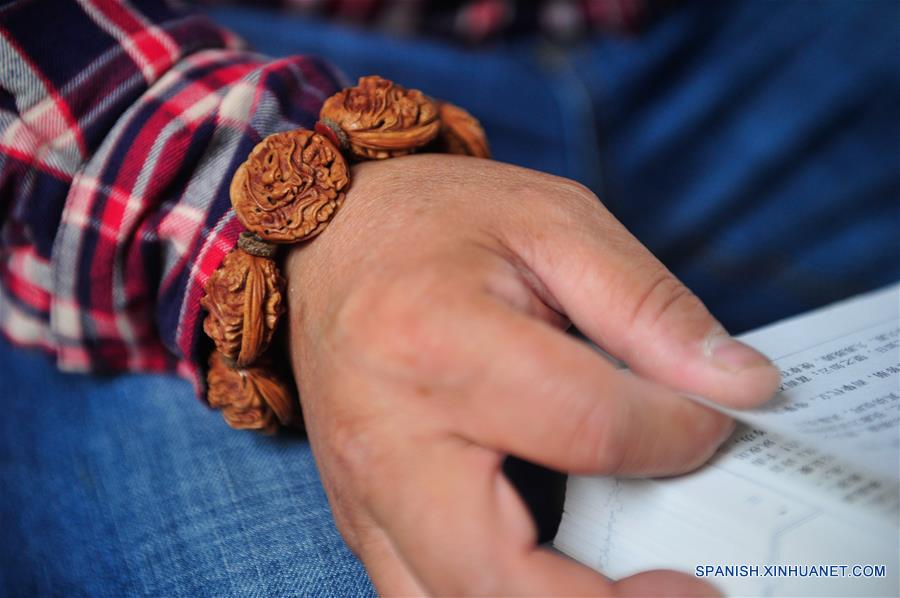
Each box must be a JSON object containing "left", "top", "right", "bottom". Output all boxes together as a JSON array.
[{"left": 554, "top": 284, "right": 899, "bottom": 597}]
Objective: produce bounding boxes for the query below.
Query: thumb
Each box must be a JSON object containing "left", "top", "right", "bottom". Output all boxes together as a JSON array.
[{"left": 514, "top": 196, "right": 780, "bottom": 409}]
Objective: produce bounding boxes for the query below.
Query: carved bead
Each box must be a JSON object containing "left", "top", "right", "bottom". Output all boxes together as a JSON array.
[
  {"left": 207, "top": 351, "right": 300, "bottom": 434},
  {"left": 319, "top": 75, "right": 441, "bottom": 160},
  {"left": 435, "top": 102, "right": 491, "bottom": 159},
  {"left": 201, "top": 247, "right": 284, "bottom": 367},
  {"left": 230, "top": 129, "right": 350, "bottom": 243}
]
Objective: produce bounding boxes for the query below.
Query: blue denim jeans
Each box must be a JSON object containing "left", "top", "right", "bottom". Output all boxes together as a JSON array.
[
  {"left": 2, "top": 1, "right": 897, "bottom": 595},
  {"left": 0, "top": 335, "right": 374, "bottom": 597}
]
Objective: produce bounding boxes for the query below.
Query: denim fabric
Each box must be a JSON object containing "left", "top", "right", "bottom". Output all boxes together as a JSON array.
[
  {"left": 3, "top": 1, "right": 898, "bottom": 595},
  {"left": 211, "top": 0, "right": 899, "bottom": 333},
  {"left": 0, "top": 336, "right": 374, "bottom": 597},
  {"left": 578, "top": 1, "right": 900, "bottom": 332}
]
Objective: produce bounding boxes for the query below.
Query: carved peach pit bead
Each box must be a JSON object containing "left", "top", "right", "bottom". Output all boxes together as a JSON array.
[
  {"left": 207, "top": 352, "right": 300, "bottom": 434},
  {"left": 200, "top": 247, "right": 284, "bottom": 367},
  {"left": 319, "top": 75, "right": 441, "bottom": 160},
  {"left": 435, "top": 102, "right": 491, "bottom": 159},
  {"left": 230, "top": 129, "right": 350, "bottom": 243}
]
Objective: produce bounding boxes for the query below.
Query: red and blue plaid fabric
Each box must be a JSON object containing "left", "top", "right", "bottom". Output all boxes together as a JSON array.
[{"left": 0, "top": 0, "right": 342, "bottom": 392}]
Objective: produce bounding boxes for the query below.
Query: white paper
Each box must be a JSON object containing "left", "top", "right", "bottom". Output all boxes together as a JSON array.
[
  {"left": 555, "top": 284, "right": 900, "bottom": 597},
  {"left": 726, "top": 284, "right": 900, "bottom": 481}
]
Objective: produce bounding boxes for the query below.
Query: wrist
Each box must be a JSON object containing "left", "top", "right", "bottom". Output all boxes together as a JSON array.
[{"left": 199, "top": 76, "right": 490, "bottom": 433}]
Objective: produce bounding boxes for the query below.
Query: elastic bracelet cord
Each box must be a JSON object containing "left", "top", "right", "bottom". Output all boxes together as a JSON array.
[{"left": 200, "top": 75, "right": 490, "bottom": 433}]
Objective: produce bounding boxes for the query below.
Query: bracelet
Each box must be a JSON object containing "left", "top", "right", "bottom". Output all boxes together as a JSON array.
[{"left": 200, "top": 76, "right": 490, "bottom": 433}]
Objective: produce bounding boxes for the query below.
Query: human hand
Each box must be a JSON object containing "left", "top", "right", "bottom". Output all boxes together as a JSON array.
[{"left": 285, "top": 154, "right": 780, "bottom": 596}]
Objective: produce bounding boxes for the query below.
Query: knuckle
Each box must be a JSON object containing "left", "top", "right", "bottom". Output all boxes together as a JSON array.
[
  {"left": 628, "top": 271, "right": 702, "bottom": 331},
  {"left": 528, "top": 169, "right": 598, "bottom": 204},
  {"left": 513, "top": 170, "right": 602, "bottom": 217},
  {"left": 543, "top": 177, "right": 605, "bottom": 221},
  {"left": 562, "top": 178, "right": 601, "bottom": 206}
]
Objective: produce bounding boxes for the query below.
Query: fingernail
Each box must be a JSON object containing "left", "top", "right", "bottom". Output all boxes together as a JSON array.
[{"left": 704, "top": 332, "right": 774, "bottom": 373}]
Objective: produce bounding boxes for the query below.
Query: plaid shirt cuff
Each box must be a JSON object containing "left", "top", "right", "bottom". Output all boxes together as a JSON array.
[{"left": 0, "top": 0, "right": 342, "bottom": 394}]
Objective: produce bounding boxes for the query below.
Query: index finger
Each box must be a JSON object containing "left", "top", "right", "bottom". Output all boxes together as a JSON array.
[
  {"left": 439, "top": 297, "right": 734, "bottom": 477},
  {"left": 503, "top": 183, "right": 780, "bottom": 409}
]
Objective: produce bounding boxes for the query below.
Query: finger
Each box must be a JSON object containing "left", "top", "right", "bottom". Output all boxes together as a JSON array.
[
  {"left": 367, "top": 434, "right": 718, "bottom": 597},
  {"left": 614, "top": 570, "right": 723, "bottom": 597},
  {"left": 508, "top": 192, "right": 780, "bottom": 408},
  {"left": 371, "top": 433, "right": 614, "bottom": 596},
  {"left": 444, "top": 298, "right": 733, "bottom": 476}
]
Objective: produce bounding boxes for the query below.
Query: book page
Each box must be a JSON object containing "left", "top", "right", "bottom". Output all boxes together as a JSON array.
[
  {"left": 556, "top": 443, "right": 899, "bottom": 596},
  {"left": 715, "top": 284, "right": 899, "bottom": 482},
  {"left": 556, "top": 423, "right": 899, "bottom": 596},
  {"left": 555, "top": 285, "right": 900, "bottom": 596},
  {"left": 711, "top": 425, "right": 898, "bottom": 523}
]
